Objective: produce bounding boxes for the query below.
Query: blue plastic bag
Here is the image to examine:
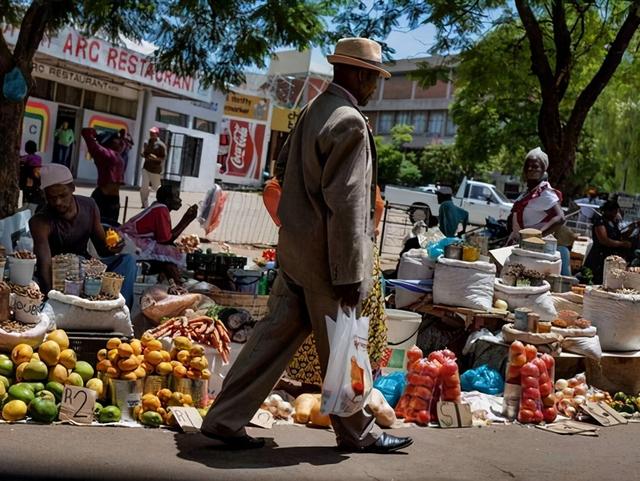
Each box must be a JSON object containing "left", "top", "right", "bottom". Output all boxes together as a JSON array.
[
  {"left": 373, "top": 371, "right": 407, "bottom": 408},
  {"left": 460, "top": 364, "right": 504, "bottom": 395},
  {"left": 427, "top": 237, "right": 461, "bottom": 261},
  {"left": 2, "top": 67, "right": 27, "bottom": 102}
]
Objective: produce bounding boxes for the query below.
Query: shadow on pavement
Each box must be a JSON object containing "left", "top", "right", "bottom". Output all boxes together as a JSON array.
[{"left": 174, "top": 433, "right": 350, "bottom": 469}]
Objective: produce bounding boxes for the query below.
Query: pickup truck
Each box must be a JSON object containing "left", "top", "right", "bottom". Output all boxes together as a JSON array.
[{"left": 384, "top": 178, "right": 514, "bottom": 226}]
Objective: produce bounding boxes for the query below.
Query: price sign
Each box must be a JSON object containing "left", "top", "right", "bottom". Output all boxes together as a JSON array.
[
  {"left": 437, "top": 401, "right": 472, "bottom": 428},
  {"left": 249, "top": 408, "right": 274, "bottom": 429},
  {"left": 169, "top": 406, "right": 203, "bottom": 433},
  {"left": 58, "top": 385, "right": 97, "bottom": 424},
  {"left": 580, "top": 401, "right": 628, "bottom": 427}
]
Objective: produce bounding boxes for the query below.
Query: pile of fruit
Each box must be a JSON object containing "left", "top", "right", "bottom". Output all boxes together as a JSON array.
[
  {"left": 607, "top": 392, "right": 640, "bottom": 415},
  {"left": 0, "top": 329, "right": 105, "bottom": 423},
  {"left": 168, "top": 336, "right": 211, "bottom": 381},
  {"left": 133, "top": 389, "right": 196, "bottom": 428},
  {"left": 95, "top": 333, "right": 171, "bottom": 380}
]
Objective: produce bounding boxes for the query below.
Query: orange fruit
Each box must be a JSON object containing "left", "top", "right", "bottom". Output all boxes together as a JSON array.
[
  {"left": 117, "top": 343, "right": 134, "bottom": 358},
  {"left": 144, "top": 350, "right": 163, "bottom": 366},
  {"left": 106, "top": 338, "right": 121, "bottom": 350}
]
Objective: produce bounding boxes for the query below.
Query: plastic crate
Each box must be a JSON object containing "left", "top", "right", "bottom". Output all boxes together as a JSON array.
[{"left": 67, "top": 331, "right": 129, "bottom": 364}]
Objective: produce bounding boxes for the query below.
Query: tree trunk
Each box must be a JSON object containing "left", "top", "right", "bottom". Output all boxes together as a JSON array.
[{"left": 0, "top": 100, "right": 25, "bottom": 218}]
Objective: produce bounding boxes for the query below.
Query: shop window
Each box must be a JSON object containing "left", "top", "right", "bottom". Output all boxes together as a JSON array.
[
  {"left": 427, "top": 111, "right": 445, "bottom": 136},
  {"left": 55, "top": 84, "right": 82, "bottom": 106},
  {"left": 156, "top": 108, "right": 188, "bottom": 128},
  {"left": 162, "top": 130, "right": 203, "bottom": 178},
  {"left": 193, "top": 117, "right": 216, "bottom": 134},
  {"left": 378, "top": 112, "right": 394, "bottom": 134},
  {"left": 31, "top": 78, "right": 54, "bottom": 101},
  {"left": 83, "top": 91, "right": 110, "bottom": 112},
  {"left": 446, "top": 114, "right": 457, "bottom": 136},
  {"left": 412, "top": 112, "right": 427, "bottom": 134},
  {"left": 110, "top": 96, "right": 137, "bottom": 119},
  {"left": 396, "top": 111, "right": 411, "bottom": 126}
]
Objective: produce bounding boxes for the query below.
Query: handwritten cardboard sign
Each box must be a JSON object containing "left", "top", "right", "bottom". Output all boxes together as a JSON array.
[
  {"left": 580, "top": 401, "right": 628, "bottom": 427},
  {"left": 169, "top": 406, "right": 203, "bottom": 433},
  {"left": 437, "top": 401, "right": 472, "bottom": 428},
  {"left": 58, "top": 385, "right": 96, "bottom": 424},
  {"left": 249, "top": 408, "right": 274, "bottom": 429}
]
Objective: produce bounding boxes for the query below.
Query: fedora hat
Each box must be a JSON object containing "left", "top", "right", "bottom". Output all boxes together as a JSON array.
[{"left": 327, "top": 38, "right": 391, "bottom": 78}]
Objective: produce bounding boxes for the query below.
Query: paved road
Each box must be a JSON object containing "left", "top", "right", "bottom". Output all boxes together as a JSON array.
[{"left": 0, "top": 422, "right": 637, "bottom": 481}]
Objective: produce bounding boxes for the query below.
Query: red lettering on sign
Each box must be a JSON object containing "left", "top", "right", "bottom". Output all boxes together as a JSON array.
[
  {"left": 89, "top": 41, "right": 100, "bottom": 62},
  {"left": 128, "top": 54, "right": 138, "bottom": 75},
  {"left": 118, "top": 50, "right": 128, "bottom": 71},
  {"left": 106, "top": 48, "right": 118, "bottom": 68},
  {"left": 62, "top": 33, "right": 73, "bottom": 55},
  {"left": 183, "top": 78, "right": 193, "bottom": 91},
  {"left": 164, "top": 71, "right": 172, "bottom": 85},
  {"left": 155, "top": 70, "right": 163, "bottom": 83},
  {"left": 172, "top": 75, "right": 182, "bottom": 88},
  {"left": 143, "top": 61, "right": 154, "bottom": 79},
  {"left": 75, "top": 36, "right": 87, "bottom": 59}
]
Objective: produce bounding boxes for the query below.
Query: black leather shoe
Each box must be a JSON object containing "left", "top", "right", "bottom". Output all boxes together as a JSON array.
[
  {"left": 341, "top": 433, "right": 413, "bottom": 454},
  {"left": 201, "top": 431, "right": 266, "bottom": 450}
]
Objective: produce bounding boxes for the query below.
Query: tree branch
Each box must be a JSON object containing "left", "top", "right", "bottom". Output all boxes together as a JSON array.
[
  {"left": 552, "top": 0, "right": 572, "bottom": 100},
  {"left": 0, "top": 30, "right": 13, "bottom": 74},
  {"left": 566, "top": 2, "right": 640, "bottom": 140},
  {"left": 13, "top": 1, "right": 54, "bottom": 73},
  {"left": 514, "top": 0, "right": 555, "bottom": 91}
]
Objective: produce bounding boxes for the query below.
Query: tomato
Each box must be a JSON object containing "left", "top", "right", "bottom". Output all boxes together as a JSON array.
[
  {"left": 442, "top": 386, "right": 461, "bottom": 402},
  {"left": 510, "top": 341, "right": 525, "bottom": 356},
  {"left": 428, "top": 351, "right": 446, "bottom": 365},
  {"left": 407, "top": 373, "right": 423, "bottom": 385},
  {"left": 521, "top": 376, "right": 539, "bottom": 389},
  {"left": 439, "top": 359, "right": 458, "bottom": 377},
  {"left": 533, "top": 410, "right": 544, "bottom": 423},
  {"left": 521, "top": 362, "right": 540, "bottom": 378},
  {"left": 395, "top": 396, "right": 410, "bottom": 417},
  {"left": 539, "top": 372, "right": 551, "bottom": 386},
  {"left": 408, "top": 397, "right": 429, "bottom": 411},
  {"left": 540, "top": 381, "right": 553, "bottom": 398},
  {"left": 407, "top": 345, "right": 423, "bottom": 364},
  {"left": 423, "top": 362, "right": 440, "bottom": 378},
  {"left": 542, "top": 394, "right": 556, "bottom": 407},
  {"left": 543, "top": 407, "right": 557, "bottom": 423},
  {"left": 511, "top": 354, "right": 527, "bottom": 367},
  {"left": 541, "top": 353, "right": 555, "bottom": 372},
  {"left": 416, "top": 410, "right": 430, "bottom": 425},
  {"left": 520, "top": 398, "right": 537, "bottom": 412},
  {"left": 532, "top": 357, "right": 547, "bottom": 373},
  {"left": 441, "top": 349, "right": 456, "bottom": 361},
  {"left": 442, "top": 374, "right": 460, "bottom": 388},
  {"left": 524, "top": 344, "right": 538, "bottom": 361},
  {"left": 412, "top": 386, "right": 433, "bottom": 400},
  {"left": 517, "top": 409, "right": 535, "bottom": 423},
  {"left": 506, "top": 365, "right": 521, "bottom": 384},
  {"left": 523, "top": 387, "right": 541, "bottom": 400}
]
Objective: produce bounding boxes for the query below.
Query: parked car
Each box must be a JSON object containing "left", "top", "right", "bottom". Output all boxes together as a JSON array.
[{"left": 384, "top": 177, "right": 514, "bottom": 226}]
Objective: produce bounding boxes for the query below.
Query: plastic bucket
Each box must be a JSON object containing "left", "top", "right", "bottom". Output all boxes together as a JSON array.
[
  {"left": 8, "top": 257, "right": 36, "bottom": 286},
  {"left": 228, "top": 269, "right": 262, "bottom": 294},
  {"left": 382, "top": 309, "right": 422, "bottom": 372}
]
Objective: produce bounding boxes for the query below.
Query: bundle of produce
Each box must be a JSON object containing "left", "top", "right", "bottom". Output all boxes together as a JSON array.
[
  {"left": 517, "top": 354, "right": 557, "bottom": 424},
  {"left": 553, "top": 374, "right": 589, "bottom": 418},
  {"left": 262, "top": 393, "right": 294, "bottom": 420},
  {"left": 95, "top": 335, "right": 170, "bottom": 381},
  {"left": 552, "top": 310, "right": 591, "bottom": 329},
  {"left": 176, "top": 234, "right": 200, "bottom": 254},
  {"left": 147, "top": 315, "right": 231, "bottom": 363},
  {"left": 133, "top": 388, "right": 196, "bottom": 427},
  {"left": 293, "top": 393, "right": 331, "bottom": 428},
  {"left": 167, "top": 335, "right": 211, "bottom": 381},
  {"left": 606, "top": 391, "right": 640, "bottom": 415}
]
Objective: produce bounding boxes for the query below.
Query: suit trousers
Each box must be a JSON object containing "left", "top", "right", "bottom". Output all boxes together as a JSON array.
[{"left": 201, "top": 274, "right": 382, "bottom": 448}]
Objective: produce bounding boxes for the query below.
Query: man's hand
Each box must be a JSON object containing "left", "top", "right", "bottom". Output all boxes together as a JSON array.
[
  {"left": 182, "top": 205, "right": 199, "bottom": 224},
  {"left": 334, "top": 283, "right": 361, "bottom": 308}
]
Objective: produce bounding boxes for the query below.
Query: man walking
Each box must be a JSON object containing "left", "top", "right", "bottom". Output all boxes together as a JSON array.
[
  {"left": 201, "top": 38, "right": 412, "bottom": 454},
  {"left": 140, "top": 127, "right": 166, "bottom": 208}
]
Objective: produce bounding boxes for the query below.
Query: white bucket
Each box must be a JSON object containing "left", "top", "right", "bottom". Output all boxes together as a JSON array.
[
  {"left": 8, "top": 257, "right": 36, "bottom": 286},
  {"left": 382, "top": 309, "right": 422, "bottom": 373}
]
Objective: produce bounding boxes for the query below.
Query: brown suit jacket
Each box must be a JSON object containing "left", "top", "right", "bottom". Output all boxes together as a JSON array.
[{"left": 276, "top": 83, "right": 377, "bottom": 296}]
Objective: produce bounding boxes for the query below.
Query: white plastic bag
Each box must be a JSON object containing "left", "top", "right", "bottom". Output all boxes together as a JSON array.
[
  {"left": 583, "top": 287, "right": 640, "bottom": 351},
  {"left": 322, "top": 307, "right": 372, "bottom": 417},
  {"left": 494, "top": 280, "right": 557, "bottom": 321}
]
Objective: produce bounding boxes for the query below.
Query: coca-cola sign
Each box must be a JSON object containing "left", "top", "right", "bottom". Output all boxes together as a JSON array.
[{"left": 219, "top": 119, "right": 266, "bottom": 182}]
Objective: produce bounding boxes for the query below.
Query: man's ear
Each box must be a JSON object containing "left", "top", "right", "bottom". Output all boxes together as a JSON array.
[{"left": 69, "top": 183, "right": 76, "bottom": 193}]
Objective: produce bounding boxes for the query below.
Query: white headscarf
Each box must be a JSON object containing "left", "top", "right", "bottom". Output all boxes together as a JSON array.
[{"left": 525, "top": 147, "right": 549, "bottom": 171}]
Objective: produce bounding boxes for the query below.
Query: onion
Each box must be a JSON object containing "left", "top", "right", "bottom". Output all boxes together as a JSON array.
[
  {"left": 555, "top": 391, "right": 565, "bottom": 400},
  {"left": 568, "top": 377, "right": 579, "bottom": 388},
  {"left": 555, "top": 379, "right": 569, "bottom": 391},
  {"left": 594, "top": 392, "right": 606, "bottom": 401},
  {"left": 575, "top": 373, "right": 587, "bottom": 384},
  {"left": 562, "top": 387, "right": 575, "bottom": 398},
  {"left": 565, "top": 406, "right": 577, "bottom": 418},
  {"left": 574, "top": 384, "right": 588, "bottom": 396},
  {"left": 574, "top": 395, "right": 586, "bottom": 406}
]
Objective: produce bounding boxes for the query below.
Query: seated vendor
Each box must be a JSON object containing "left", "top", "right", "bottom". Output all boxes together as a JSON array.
[
  {"left": 119, "top": 185, "right": 198, "bottom": 282},
  {"left": 29, "top": 164, "right": 136, "bottom": 307}
]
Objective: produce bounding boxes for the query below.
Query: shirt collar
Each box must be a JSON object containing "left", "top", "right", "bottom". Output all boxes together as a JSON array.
[{"left": 330, "top": 82, "right": 358, "bottom": 106}]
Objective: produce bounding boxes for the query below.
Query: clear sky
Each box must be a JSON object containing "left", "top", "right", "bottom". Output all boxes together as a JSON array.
[{"left": 385, "top": 23, "right": 438, "bottom": 59}]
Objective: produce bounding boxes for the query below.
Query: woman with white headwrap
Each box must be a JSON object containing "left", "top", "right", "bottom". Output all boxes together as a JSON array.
[{"left": 508, "top": 147, "right": 565, "bottom": 243}]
